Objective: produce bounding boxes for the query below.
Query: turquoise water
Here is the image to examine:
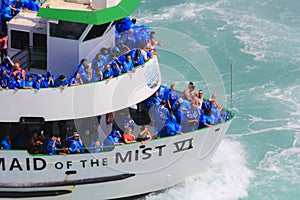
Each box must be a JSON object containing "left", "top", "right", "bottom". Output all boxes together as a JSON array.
[{"left": 134, "top": 0, "right": 300, "bottom": 199}]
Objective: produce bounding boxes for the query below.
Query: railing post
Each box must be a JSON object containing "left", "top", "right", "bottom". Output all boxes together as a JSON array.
[{"left": 28, "top": 47, "right": 31, "bottom": 71}]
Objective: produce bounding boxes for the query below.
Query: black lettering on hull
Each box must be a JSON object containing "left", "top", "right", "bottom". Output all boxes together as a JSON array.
[{"left": 173, "top": 138, "right": 193, "bottom": 153}]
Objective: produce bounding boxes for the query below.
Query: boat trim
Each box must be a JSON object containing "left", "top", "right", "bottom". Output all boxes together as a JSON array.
[
  {"left": 0, "top": 174, "right": 135, "bottom": 188},
  {"left": 0, "top": 190, "right": 72, "bottom": 198},
  {"left": 38, "top": 0, "right": 141, "bottom": 25}
]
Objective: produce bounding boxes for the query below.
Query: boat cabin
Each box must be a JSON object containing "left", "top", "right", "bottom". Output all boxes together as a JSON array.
[{"left": 6, "top": 0, "right": 140, "bottom": 76}]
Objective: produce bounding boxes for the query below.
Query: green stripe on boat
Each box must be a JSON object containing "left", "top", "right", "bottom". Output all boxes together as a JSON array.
[{"left": 37, "top": 0, "right": 141, "bottom": 25}]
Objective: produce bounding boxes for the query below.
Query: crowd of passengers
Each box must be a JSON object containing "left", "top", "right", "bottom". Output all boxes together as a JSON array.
[
  {"left": 0, "top": 114, "right": 152, "bottom": 154},
  {"left": 0, "top": 130, "right": 85, "bottom": 154},
  {"left": 0, "top": 82, "right": 230, "bottom": 154},
  {"left": 0, "top": 45, "right": 156, "bottom": 90},
  {"left": 1, "top": 0, "right": 42, "bottom": 33},
  {"left": 0, "top": 13, "right": 160, "bottom": 90},
  {"left": 0, "top": 19, "right": 161, "bottom": 91},
  {"left": 141, "top": 82, "right": 228, "bottom": 137}
]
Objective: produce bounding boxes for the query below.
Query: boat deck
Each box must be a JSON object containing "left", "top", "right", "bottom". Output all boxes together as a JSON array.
[
  {"left": 41, "top": 0, "right": 93, "bottom": 11},
  {"left": 8, "top": 10, "right": 47, "bottom": 28}
]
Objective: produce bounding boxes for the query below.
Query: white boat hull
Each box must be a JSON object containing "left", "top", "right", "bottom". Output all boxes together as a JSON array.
[{"left": 0, "top": 120, "right": 231, "bottom": 199}]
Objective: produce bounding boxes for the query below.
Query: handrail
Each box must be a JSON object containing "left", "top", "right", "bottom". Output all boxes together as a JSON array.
[
  {"left": 10, "top": 46, "right": 47, "bottom": 71},
  {"left": 11, "top": 48, "right": 30, "bottom": 69},
  {"left": 5, "top": 54, "right": 153, "bottom": 91}
]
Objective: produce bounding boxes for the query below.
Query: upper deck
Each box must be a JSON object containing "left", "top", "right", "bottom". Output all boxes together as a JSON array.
[
  {"left": 40, "top": 0, "right": 121, "bottom": 11},
  {"left": 8, "top": 10, "right": 46, "bottom": 28},
  {"left": 0, "top": 57, "right": 161, "bottom": 123}
]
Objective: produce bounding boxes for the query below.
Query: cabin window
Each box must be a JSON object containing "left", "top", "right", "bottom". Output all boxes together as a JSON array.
[
  {"left": 33, "top": 33, "right": 47, "bottom": 48},
  {"left": 10, "top": 30, "right": 29, "bottom": 49},
  {"left": 83, "top": 22, "right": 111, "bottom": 42},
  {"left": 50, "top": 21, "right": 87, "bottom": 40}
]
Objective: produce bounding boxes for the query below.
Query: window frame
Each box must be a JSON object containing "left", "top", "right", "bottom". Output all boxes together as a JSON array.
[
  {"left": 10, "top": 30, "right": 30, "bottom": 50},
  {"left": 49, "top": 21, "right": 88, "bottom": 40}
]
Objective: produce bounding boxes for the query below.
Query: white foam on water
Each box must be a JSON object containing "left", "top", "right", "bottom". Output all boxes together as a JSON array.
[
  {"left": 234, "top": 84, "right": 300, "bottom": 137},
  {"left": 258, "top": 135, "right": 300, "bottom": 185},
  {"left": 244, "top": 65, "right": 258, "bottom": 73},
  {"left": 248, "top": 82, "right": 274, "bottom": 92},
  {"left": 137, "top": 1, "right": 226, "bottom": 23},
  {"left": 264, "top": 85, "right": 300, "bottom": 130},
  {"left": 136, "top": 0, "right": 300, "bottom": 64},
  {"left": 145, "top": 138, "right": 254, "bottom": 200}
]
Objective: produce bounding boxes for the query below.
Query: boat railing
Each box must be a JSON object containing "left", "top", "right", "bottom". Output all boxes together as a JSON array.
[
  {"left": 11, "top": 48, "right": 30, "bottom": 69},
  {"left": 0, "top": 108, "right": 235, "bottom": 155}
]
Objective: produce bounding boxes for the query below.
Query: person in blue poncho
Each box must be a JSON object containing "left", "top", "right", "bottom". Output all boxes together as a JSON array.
[
  {"left": 89, "top": 139, "right": 101, "bottom": 153},
  {"left": 121, "top": 29, "right": 138, "bottom": 50},
  {"left": 123, "top": 17, "right": 134, "bottom": 30},
  {"left": 46, "top": 135, "right": 61, "bottom": 155},
  {"left": 158, "top": 85, "right": 170, "bottom": 102},
  {"left": 115, "top": 17, "right": 134, "bottom": 34},
  {"left": 54, "top": 74, "right": 69, "bottom": 89},
  {"left": 26, "top": 0, "right": 39, "bottom": 11},
  {"left": 154, "top": 100, "right": 171, "bottom": 137},
  {"left": 0, "top": 57, "right": 12, "bottom": 75},
  {"left": 164, "top": 115, "right": 181, "bottom": 137},
  {"left": 101, "top": 48, "right": 111, "bottom": 65},
  {"left": 66, "top": 132, "right": 84, "bottom": 154},
  {"left": 80, "top": 64, "right": 94, "bottom": 83},
  {"left": 9, "top": 72, "right": 24, "bottom": 90},
  {"left": 123, "top": 114, "right": 135, "bottom": 132},
  {"left": 115, "top": 19, "right": 125, "bottom": 34},
  {"left": 121, "top": 54, "right": 135, "bottom": 73},
  {"left": 23, "top": 0, "right": 30, "bottom": 9},
  {"left": 107, "top": 130, "right": 123, "bottom": 145},
  {"left": 172, "top": 97, "right": 191, "bottom": 124},
  {"left": 144, "top": 91, "right": 161, "bottom": 111},
  {"left": 210, "top": 100, "right": 224, "bottom": 125},
  {"left": 9, "top": 0, "right": 24, "bottom": 17},
  {"left": 69, "top": 72, "right": 83, "bottom": 86},
  {"left": 118, "top": 51, "right": 127, "bottom": 63},
  {"left": 110, "top": 59, "right": 121, "bottom": 77},
  {"left": 102, "top": 64, "right": 113, "bottom": 81},
  {"left": 0, "top": 67, "right": 10, "bottom": 90},
  {"left": 184, "top": 101, "right": 200, "bottom": 132},
  {"left": 132, "top": 49, "right": 145, "bottom": 67},
  {"left": 77, "top": 58, "right": 87, "bottom": 74},
  {"left": 91, "top": 67, "right": 102, "bottom": 82},
  {"left": 0, "top": 135, "right": 11, "bottom": 150},
  {"left": 41, "top": 70, "right": 55, "bottom": 88},
  {"left": 202, "top": 99, "right": 211, "bottom": 110},
  {"left": 33, "top": 73, "right": 43, "bottom": 89},
  {"left": 168, "top": 84, "right": 179, "bottom": 110},
  {"left": 199, "top": 107, "right": 212, "bottom": 128},
  {"left": 23, "top": 74, "right": 33, "bottom": 89},
  {"left": 2, "top": 4, "right": 13, "bottom": 23},
  {"left": 92, "top": 53, "right": 105, "bottom": 72}
]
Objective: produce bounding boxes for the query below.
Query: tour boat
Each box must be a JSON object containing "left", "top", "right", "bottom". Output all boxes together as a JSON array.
[{"left": 0, "top": 0, "right": 234, "bottom": 199}]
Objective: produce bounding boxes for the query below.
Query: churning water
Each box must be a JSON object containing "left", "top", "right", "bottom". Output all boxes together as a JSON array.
[{"left": 134, "top": 0, "right": 300, "bottom": 199}]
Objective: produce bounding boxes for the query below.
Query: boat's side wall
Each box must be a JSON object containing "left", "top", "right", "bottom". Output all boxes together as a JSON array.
[
  {"left": 0, "top": 120, "right": 231, "bottom": 200},
  {"left": 0, "top": 57, "right": 161, "bottom": 122},
  {"left": 78, "top": 27, "right": 115, "bottom": 65},
  {"left": 47, "top": 35, "right": 79, "bottom": 77}
]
